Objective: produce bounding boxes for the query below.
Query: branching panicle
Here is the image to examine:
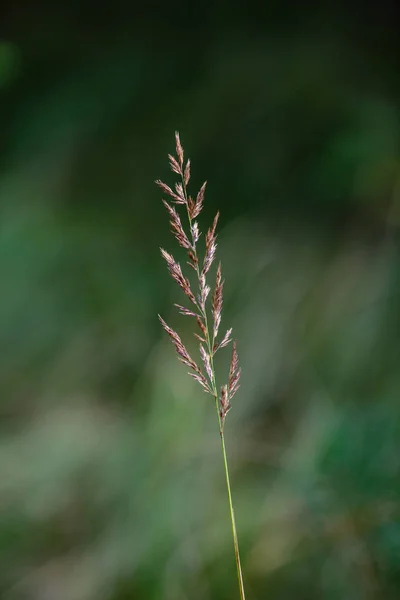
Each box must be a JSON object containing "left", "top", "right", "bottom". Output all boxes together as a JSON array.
[
  {"left": 157, "top": 134, "right": 241, "bottom": 418},
  {"left": 156, "top": 133, "right": 245, "bottom": 600}
]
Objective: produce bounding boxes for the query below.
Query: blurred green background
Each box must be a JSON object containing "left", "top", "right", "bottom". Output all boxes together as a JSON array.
[{"left": 1, "top": 2, "right": 400, "bottom": 599}]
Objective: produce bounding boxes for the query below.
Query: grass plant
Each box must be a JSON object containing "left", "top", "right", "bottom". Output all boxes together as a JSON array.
[{"left": 156, "top": 132, "right": 246, "bottom": 599}]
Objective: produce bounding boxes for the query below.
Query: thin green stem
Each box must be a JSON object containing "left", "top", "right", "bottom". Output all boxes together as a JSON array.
[
  {"left": 181, "top": 174, "right": 246, "bottom": 600},
  {"left": 219, "top": 417, "right": 246, "bottom": 600}
]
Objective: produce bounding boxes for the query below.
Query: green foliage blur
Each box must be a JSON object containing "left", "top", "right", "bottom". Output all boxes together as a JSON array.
[{"left": 1, "top": 3, "right": 400, "bottom": 599}]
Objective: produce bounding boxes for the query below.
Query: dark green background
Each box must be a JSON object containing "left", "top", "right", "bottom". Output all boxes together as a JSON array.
[{"left": 1, "top": 3, "right": 400, "bottom": 599}]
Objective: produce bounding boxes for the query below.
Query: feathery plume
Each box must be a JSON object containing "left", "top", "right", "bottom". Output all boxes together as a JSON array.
[{"left": 156, "top": 132, "right": 246, "bottom": 600}]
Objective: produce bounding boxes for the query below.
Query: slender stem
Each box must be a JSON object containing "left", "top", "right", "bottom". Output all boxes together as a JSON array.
[
  {"left": 219, "top": 414, "right": 246, "bottom": 600},
  {"left": 181, "top": 173, "right": 246, "bottom": 600}
]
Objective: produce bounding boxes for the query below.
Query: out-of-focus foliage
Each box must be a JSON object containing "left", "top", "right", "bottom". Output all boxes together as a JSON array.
[{"left": 1, "top": 2, "right": 400, "bottom": 599}]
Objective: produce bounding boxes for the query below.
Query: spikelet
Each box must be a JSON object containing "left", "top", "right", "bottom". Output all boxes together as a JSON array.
[
  {"left": 162, "top": 200, "right": 192, "bottom": 250},
  {"left": 157, "top": 133, "right": 241, "bottom": 415},
  {"left": 160, "top": 248, "right": 197, "bottom": 305},
  {"left": 184, "top": 159, "right": 191, "bottom": 186},
  {"left": 175, "top": 131, "right": 184, "bottom": 167},
  {"left": 214, "top": 327, "right": 232, "bottom": 353},
  {"left": 228, "top": 341, "right": 241, "bottom": 400},
  {"left": 155, "top": 180, "right": 185, "bottom": 204},
  {"left": 212, "top": 263, "right": 224, "bottom": 341},
  {"left": 191, "top": 181, "right": 207, "bottom": 219},
  {"left": 219, "top": 384, "right": 231, "bottom": 426},
  {"left": 158, "top": 315, "right": 201, "bottom": 374},
  {"left": 200, "top": 344, "right": 213, "bottom": 383}
]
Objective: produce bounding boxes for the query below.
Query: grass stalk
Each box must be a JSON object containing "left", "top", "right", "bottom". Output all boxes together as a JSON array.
[{"left": 156, "top": 132, "right": 246, "bottom": 599}]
